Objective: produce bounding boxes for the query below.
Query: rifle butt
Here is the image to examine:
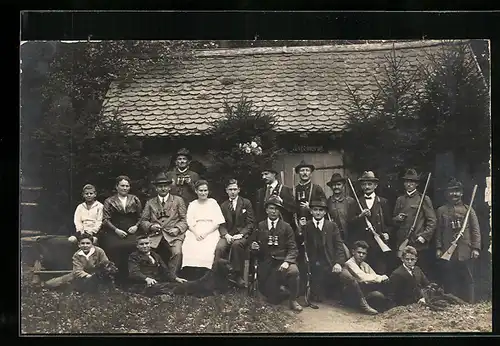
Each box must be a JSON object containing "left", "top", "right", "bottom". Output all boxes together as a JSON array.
[
  {"left": 440, "top": 244, "right": 457, "bottom": 261},
  {"left": 397, "top": 239, "right": 409, "bottom": 258},
  {"left": 342, "top": 243, "right": 351, "bottom": 258},
  {"left": 374, "top": 234, "right": 392, "bottom": 252}
]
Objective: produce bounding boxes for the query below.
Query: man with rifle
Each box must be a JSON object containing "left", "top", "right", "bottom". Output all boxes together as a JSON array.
[
  {"left": 392, "top": 169, "right": 436, "bottom": 276},
  {"left": 436, "top": 178, "right": 480, "bottom": 304},
  {"left": 348, "top": 171, "right": 393, "bottom": 275},
  {"left": 249, "top": 195, "right": 303, "bottom": 312}
]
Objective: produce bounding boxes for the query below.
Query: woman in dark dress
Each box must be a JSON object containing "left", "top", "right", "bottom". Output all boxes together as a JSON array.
[{"left": 101, "top": 175, "right": 143, "bottom": 284}]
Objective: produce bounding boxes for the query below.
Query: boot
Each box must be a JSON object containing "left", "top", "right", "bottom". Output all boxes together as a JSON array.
[
  {"left": 466, "top": 284, "right": 475, "bottom": 304},
  {"left": 360, "top": 298, "right": 378, "bottom": 315},
  {"left": 289, "top": 299, "right": 303, "bottom": 312}
]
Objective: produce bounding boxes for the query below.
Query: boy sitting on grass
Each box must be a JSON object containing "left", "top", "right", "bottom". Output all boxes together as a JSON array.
[
  {"left": 68, "top": 184, "right": 103, "bottom": 244},
  {"left": 128, "top": 234, "right": 187, "bottom": 296},
  {"left": 44, "top": 232, "right": 113, "bottom": 291}
]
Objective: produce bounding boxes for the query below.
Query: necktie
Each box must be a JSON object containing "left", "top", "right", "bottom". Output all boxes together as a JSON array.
[
  {"left": 365, "top": 195, "right": 373, "bottom": 200},
  {"left": 148, "top": 254, "right": 155, "bottom": 264},
  {"left": 270, "top": 221, "right": 275, "bottom": 231},
  {"left": 265, "top": 185, "right": 272, "bottom": 201},
  {"left": 315, "top": 221, "right": 321, "bottom": 230},
  {"left": 161, "top": 198, "right": 165, "bottom": 207},
  {"left": 229, "top": 199, "right": 235, "bottom": 212}
]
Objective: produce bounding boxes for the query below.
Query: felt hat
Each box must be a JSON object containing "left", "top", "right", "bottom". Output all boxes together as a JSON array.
[
  {"left": 310, "top": 199, "right": 328, "bottom": 209},
  {"left": 402, "top": 169, "right": 420, "bottom": 181},
  {"left": 446, "top": 177, "right": 463, "bottom": 191},
  {"left": 174, "top": 148, "right": 192, "bottom": 160},
  {"left": 261, "top": 167, "right": 279, "bottom": 175},
  {"left": 264, "top": 195, "right": 284, "bottom": 209},
  {"left": 357, "top": 171, "right": 379, "bottom": 182},
  {"left": 326, "top": 173, "right": 346, "bottom": 188},
  {"left": 152, "top": 172, "right": 173, "bottom": 185},
  {"left": 294, "top": 160, "right": 315, "bottom": 174}
]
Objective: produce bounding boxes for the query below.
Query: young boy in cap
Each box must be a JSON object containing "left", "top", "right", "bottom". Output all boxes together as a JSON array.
[
  {"left": 249, "top": 195, "right": 303, "bottom": 312},
  {"left": 68, "top": 184, "right": 103, "bottom": 244},
  {"left": 167, "top": 148, "right": 201, "bottom": 206},
  {"left": 128, "top": 234, "right": 187, "bottom": 296},
  {"left": 140, "top": 172, "right": 188, "bottom": 282},
  {"left": 255, "top": 167, "right": 295, "bottom": 226},
  {"left": 387, "top": 245, "right": 430, "bottom": 307},
  {"left": 303, "top": 198, "right": 347, "bottom": 302},
  {"left": 392, "top": 169, "right": 436, "bottom": 276},
  {"left": 326, "top": 173, "right": 357, "bottom": 250},
  {"left": 350, "top": 171, "right": 393, "bottom": 275},
  {"left": 215, "top": 179, "right": 256, "bottom": 287},
  {"left": 436, "top": 177, "right": 481, "bottom": 303}
]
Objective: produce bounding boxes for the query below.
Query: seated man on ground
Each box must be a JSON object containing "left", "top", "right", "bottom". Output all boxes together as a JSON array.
[
  {"left": 215, "top": 179, "right": 255, "bottom": 288},
  {"left": 128, "top": 234, "right": 187, "bottom": 296},
  {"left": 387, "top": 245, "right": 430, "bottom": 307},
  {"left": 68, "top": 184, "right": 103, "bottom": 244},
  {"left": 341, "top": 240, "right": 390, "bottom": 315},
  {"left": 249, "top": 195, "right": 303, "bottom": 312},
  {"left": 44, "top": 232, "right": 114, "bottom": 291}
]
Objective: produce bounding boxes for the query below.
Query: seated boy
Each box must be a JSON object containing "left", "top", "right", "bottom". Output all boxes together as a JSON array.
[
  {"left": 44, "top": 232, "right": 112, "bottom": 291},
  {"left": 387, "top": 245, "right": 430, "bottom": 307},
  {"left": 341, "top": 240, "right": 390, "bottom": 314},
  {"left": 128, "top": 234, "right": 187, "bottom": 296},
  {"left": 68, "top": 184, "right": 103, "bottom": 244}
]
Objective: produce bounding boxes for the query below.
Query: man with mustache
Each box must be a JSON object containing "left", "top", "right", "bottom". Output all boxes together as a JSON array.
[
  {"left": 435, "top": 177, "right": 481, "bottom": 303},
  {"left": 349, "top": 171, "right": 393, "bottom": 275},
  {"left": 167, "top": 148, "right": 200, "bottom": 206},
  {"left": 255, "top": 167, "right": 296, "bottom": 226}
]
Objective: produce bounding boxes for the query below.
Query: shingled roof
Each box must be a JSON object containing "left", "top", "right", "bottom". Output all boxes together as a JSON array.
[{"left": 101, "top": 40, "right": 474, "bottom": 138}]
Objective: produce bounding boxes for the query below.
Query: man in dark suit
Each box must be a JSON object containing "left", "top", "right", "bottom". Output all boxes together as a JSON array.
[
  {"left": 215, "top": 179, "right": 255, "bottom": 287},
  {"left": 255, "top": 167, "right": 296, "bottom": 226},
  {"left": 140, "top": 172, "right": 188, "bottom": 281},
  {"left": 387, "top": 245, "right": 430, "bottom": 307},
  {"left": 392, "top": 169, "right": 437, "bottom": 276},
  {"left": 166, "top": 148, "right": 201, "bottom": 206},
  {"left": 303, "top": 199, "right": 347, "bottom": 302},
  {"left": 436, "top": 177, "right": 481, "bottom": 304},
  {"left": 249, "top": 196, "right": 303, "bottom": 312},
  {"left": 350, "top": 171, "right": 393, "bottom": 275}
]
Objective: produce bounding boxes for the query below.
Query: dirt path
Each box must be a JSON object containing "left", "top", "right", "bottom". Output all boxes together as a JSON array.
[{"left": 287, "top": 300, "right": 385, "bottom": 333}]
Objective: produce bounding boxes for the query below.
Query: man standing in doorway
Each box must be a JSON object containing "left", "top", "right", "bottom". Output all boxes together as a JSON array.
[{"left": 167, "top": 148, "right": 200, "bottom": 207}]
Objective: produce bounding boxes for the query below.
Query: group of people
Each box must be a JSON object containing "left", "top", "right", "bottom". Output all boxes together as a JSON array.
[{"left": 43, "top": 148, "right": 483, "bottom": 316}]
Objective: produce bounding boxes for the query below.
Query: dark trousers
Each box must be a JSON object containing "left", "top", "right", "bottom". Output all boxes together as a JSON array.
[
  {"left": 365, "top": 248, "right": 390, "bottom": 276},
  {"left": 310, "top": 263, "right": 343, "bottom": 299},
  {"left": 156, "top": 238, "right": 182, "bottom": 279},
  {"left": 130, "top": 281, "right": 178, "bottom": 296},
  {"left": 260, "top": 262, "right": 300, "bottom": 303},
  {"left": 416, "top": 248, "right": 435, "bottom": 282},
  {"left": 340, "top": 269, "right": 389, "bottom": 311},
  {"left": 440, "top": 259, "right": 476, "bottom": 303},
  {"left": 214, "top": 237, "right": 247, "bottom": 275}
]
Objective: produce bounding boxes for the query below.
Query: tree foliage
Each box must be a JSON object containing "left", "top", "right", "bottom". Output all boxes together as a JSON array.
[{"left": 205, "top": 97, "right": 283, "bottom": 203}]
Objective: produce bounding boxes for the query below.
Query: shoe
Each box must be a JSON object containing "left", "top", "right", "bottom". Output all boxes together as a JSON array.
[
  {"left": 360, "top": 298, "right": 378, "bottom": 315},
  {"left": 289, "top": 300, "right": 303, "bottom": 312},
  {"left": 279, "top": 285, "right": 291, "bottom": 297},
  {"left": 228, "top": 275, "right": 246, "bottom": 288},
  {"left": 310, "top": 293, "right": 324, "bottom": 303}
]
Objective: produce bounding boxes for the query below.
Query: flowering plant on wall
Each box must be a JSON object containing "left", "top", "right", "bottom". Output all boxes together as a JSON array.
[{"left": 238, "top": 137, "right": 263, "bottom": 155}]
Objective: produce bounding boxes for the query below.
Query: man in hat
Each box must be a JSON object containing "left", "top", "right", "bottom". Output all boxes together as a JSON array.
[
  {"left": 350, "top": 171, "right": 393, "bottom": 275},
  {"left": 249, "top": 195, "right": 303, "bottom": 312},
  {"left": 167, "top": 148, "right": 200, "bottom": 206},
  {"left": 326, "top": 172, "right": 358, "bottom": 249},
  {"left": 255, "top": 167, "right": 295, "bottom": 226},
  {"left": 140, "top": 172, "right": 188, "bottom": 281},
  {"left": 215, "top": 179, "right": 255, "bottom": 288},
  {"left": 303, "top": 198, "right": 347, "bottom": 302},
  {"left": 392, "top": 169, "right": 437, "bottom": 276},
  {"left": 435, "top": 177, "right": 481, "bottom": 304}
]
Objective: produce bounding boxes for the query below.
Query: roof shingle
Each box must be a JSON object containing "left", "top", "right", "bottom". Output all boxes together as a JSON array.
[{"left": 101, "top": 40, "right": 475, "bottom": 137}]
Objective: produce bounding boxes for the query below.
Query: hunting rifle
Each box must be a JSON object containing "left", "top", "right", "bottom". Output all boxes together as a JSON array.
[
  {"left": 326, "top": 213, "right": 351, "bottom": 259},
  {"left": 397, "top": 172, "right": 432, "bottom": 258},
  {"left": 347, "top": 178, "right": 391, "bottom": 253},
  {"left": 440, "top": 185, "right": 478, "bottom": 261},
  {"left": 302, "top": 238, "right": 319, "bottom": 309}
]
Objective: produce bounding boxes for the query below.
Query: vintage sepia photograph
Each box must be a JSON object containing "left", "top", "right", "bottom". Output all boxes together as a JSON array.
[{"left": 20, "top": 39, "right": 491, "bottom": 334}]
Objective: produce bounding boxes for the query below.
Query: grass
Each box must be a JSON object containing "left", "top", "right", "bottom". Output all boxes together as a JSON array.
[
  {"left": 382, "top": 300, "right": 492, "bottom": 333},
  {"left": 20, "top": 269, "right": 294, "bottom": 334}
]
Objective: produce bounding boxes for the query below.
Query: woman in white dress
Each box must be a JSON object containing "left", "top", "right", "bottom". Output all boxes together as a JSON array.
[{"left": 180, "top": 180, "right": 225, "bottom": 280}]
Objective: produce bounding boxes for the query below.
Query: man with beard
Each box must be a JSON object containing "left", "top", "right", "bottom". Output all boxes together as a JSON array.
[
  {"left": 167, "top": 148, "right": 200, "bottom": 206},
  {"left": 392, "top": 169, "right": 436, "bottom": 276},
  {"left": 436, "top": 177, "right": 481, "bottom": 304},
  {"left": 255, "top": 167, "right": 295, "bottom": 226},
  {"left": 326, "top": 173, "right": 357, "bottom": 251},
  {"left": 349, "top": 171, "right": 393, "bottom": 275}
]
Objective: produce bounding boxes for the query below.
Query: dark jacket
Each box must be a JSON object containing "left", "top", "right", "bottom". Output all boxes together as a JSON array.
[
  {"left": 392, "top": 192, "right": 437, "bottom": 250},
  {"left": 249, "top": 219, "right": 298, "bottom": 264},
  {"left": 128, "top": 250, "right": 174, "bottom": 283},
  {"left": 294, "top": 182, "right": 326, "bottom": 221},
  {"left": 219, "top": 196, "right": 255, "bottom": 237},
  {"left": 388, "top": 264, "right": 430, "bottom": 306},
  {"left": 167, "top": 168, "right": 200, "bottom": 205},
  {"left": 326, "top": 195, "right": 358, "bottom": 243},
  {"left": 303, "top": 218, "right": 347, "bottom": 269},
  {"left": 255, "top": 182, "right": 296, "bottom": 225}
]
